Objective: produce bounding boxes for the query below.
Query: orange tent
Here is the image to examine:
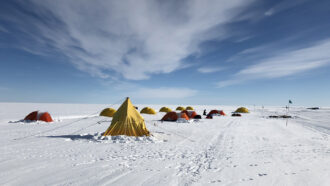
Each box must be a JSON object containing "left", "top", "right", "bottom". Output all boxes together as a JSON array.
[
  {"left": 24, "top": 111, "right": 53, "bottom": 122},
  {"left": 181, "top": 110, "right": 197, "bottom": 119},
  {"left": 161, "top": 112, "right": 189, "bottom": 121}
]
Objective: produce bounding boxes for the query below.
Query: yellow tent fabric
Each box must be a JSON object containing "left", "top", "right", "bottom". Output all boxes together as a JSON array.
[
  {"left": 159, "top": 107, "right": 172, "bottom": 113},
  {"left": 103, "top": 98, "right": 150, "bottom": 136},
  {"left": 235, "top": 107, "right": 249, "bottom": 113},
  {"left": 140, "top": 107, "right": 156, "bottom": 114},
  {"left": 186, "top": 106, "right": 194, "bottom": 110},
  {"left": 100, "top": 108, "right": 116, "bottom": 117},
  {"left": 176, "top": 106, "right": 185, "bottom": 111}
]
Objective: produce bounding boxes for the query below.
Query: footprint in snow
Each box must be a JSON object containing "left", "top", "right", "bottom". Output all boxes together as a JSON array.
[
  {"left": 241, "top": 178, "right": 254, "bottom": 181},
  {"left": 249, "top": 164, "right": 258, "bottom": 167},
  {"left": 284, "top": 172, "right": 297, "bottom": 175},
  {"left": 210, "top": 180, "right": 221, "bottom": 183},
  {"left": 258, "top": 173, "right": 267, "bottom": 176}
]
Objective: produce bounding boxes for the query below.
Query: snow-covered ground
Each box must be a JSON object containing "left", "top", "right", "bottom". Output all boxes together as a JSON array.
[{"left": 0, "top": 103, "right": 329, "bottom": 186}]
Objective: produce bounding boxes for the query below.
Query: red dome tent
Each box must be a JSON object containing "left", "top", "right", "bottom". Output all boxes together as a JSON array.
[
  {"left": 181, "top": 110, "right": 197, "bottom": 119},
  {"left": 161, "top": 112, "right": 189, "bottom": 121},
  {"left": 208, "top": 110, "right": 226, "bottom": 116},
  {"left": 206, "top": 110, "right": 226, "bottom": 119},
  {"left": 24, "top": 111, "right": 53, "bottom": 122}
]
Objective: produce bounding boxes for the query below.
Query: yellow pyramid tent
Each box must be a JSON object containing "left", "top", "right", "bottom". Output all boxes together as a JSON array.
[
  {"left": 100, "top": 108, "right": 116, "bottom": 117},
  {"left": 159, "top": 107, "right": 172, "bottom": 113},
  {"left": 186, "top": 106, "right": 194, "bottom": 110},
  {"left": 103, "top": 98, "right": 150, "bottom": 136},
  {"left": 176, "top": 106, "right": 185, "bottom": 111},
  {"left": 235, "top": 107, "right": 249, "bottom": 113},
  {"left": 140, "top": 107, "right": 156, "bottom": 114}
]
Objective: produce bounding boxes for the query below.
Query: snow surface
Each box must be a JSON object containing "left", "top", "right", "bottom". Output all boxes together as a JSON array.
[{"left": 0, "top": 103, "right": 329, "bottom": 186}]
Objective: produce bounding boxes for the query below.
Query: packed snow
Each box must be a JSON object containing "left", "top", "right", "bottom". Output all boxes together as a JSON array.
[{"left": 0, "top": 103, "right": 329, "bottom": 186}]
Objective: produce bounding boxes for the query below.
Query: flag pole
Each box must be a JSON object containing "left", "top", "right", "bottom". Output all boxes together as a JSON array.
[{"left": 286, "top": 100, "right": 292, "bottom": 126}]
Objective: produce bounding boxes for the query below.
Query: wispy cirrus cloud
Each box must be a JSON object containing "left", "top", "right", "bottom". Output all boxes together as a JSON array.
[
  {"left": 1, "top": 0, "right": 256, "bottom": 80},
  {"left": 133, "top": 87, "right": 198, "bottom": 99},
  {"left": 265, "top": 0, "right": 311, "bottom": 16},
  {"left": 217, "top": 38, "right": 330, "bottom": 87},
  {"left": 197, "top": 67, "right": 224, "bottom": 73}
]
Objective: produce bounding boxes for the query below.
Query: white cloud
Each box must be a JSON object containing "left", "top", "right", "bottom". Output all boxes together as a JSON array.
[
  {"left": 217, "top": 39, "right": 330, "bottom": 87},
  {"left": 216, "top": 79, "right": 243, "bottom": 88},
  {"left": 7, "top": 0, "right": 255, "bottom": 80},
  {"left": 233, "top": 35, "right": 254, "bottom": 43},
  {"left": 265, "top": 0, "right": 310, "bottom": 16},
  {"left": 197, "top": 67, "right": 224, "bottom": 73},
  {"left": 133, "top": 87, "right": 198, "bottom": 99}
]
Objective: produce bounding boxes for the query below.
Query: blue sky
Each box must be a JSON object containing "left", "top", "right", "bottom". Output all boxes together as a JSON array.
[{"left": 0, "top": 0, "right": 330, "bottom": 106}]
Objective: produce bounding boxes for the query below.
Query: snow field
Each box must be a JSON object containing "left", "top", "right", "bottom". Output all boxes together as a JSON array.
[{"left": 0, "top": 103, "right": 329, "bottom": 186}]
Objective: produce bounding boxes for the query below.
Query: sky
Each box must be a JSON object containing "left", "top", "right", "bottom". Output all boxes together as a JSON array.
[{"left": 0, "top": 0, "right": 330, "bottom": 106}]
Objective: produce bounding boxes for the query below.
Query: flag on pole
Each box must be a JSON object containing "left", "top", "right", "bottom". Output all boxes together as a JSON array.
[{"left": 289, "top": 100, "right": 292, "bottom": 104}]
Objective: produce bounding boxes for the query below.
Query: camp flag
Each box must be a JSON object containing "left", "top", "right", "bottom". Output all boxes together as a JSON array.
[{"left": 289, "top": 100, "right": 293, "bottom": 104}]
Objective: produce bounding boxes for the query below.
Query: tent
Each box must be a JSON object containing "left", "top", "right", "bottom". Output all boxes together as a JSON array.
[
  {"left": 159, "top": 107, "right": 172, "bottom": 113},
  {"left": 206, "top": 114, "right": 213, "bottom": 119},
  {"left": 208, "top": 110, "right": 226, "bottom": 116},
  {"left": 100, "top": 108, "right": 116, "bottom": 117},
  {"left": 194, "top": 115, "right": 202, "bottom": 119},
  {"left": 24, "top": 111, "right": 53, "bottom": 122},
  {"left": 161, "top": 112, "right": 189, "bottom": 121},
  {"left": 235, "top": 107, "right": 249, "bottom": 113},
  {"left": 176, "top": 106, "right": 185, "bottom": 111},
  {"left": 232, "top": 113, "right": 242, "bottom": 117},
  {"left": 186, "top": 106, "right": 194, "bottom": 110},
  {"left": 181, "top": 110, "right": 197, "bottom": 119},
  {"left": 103, "top": 98, "right": 150, "bottom": 136},
  {"left": 140, "top": 107, "right": 156, "bottom": 115}
]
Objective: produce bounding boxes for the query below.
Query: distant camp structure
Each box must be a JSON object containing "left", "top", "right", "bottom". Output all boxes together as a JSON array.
[
  {"left": 103, "top": 97, "right": 150, "bottom": 137},
  {"left": 194, "top": 115, "right": 202, "bottom": 119},
  {"left": 232, "top": 113, "right": 242, "bottom": 117},
  {"left": 100, "top": 108, "right": 116, "bottom": 117},
  {"left": 140, "top": 107, "right": 156, "bottom": 115},
  {"left": 206, "top": 110, "right": 226, "bottom": 119},
  {"left": 181, "top": 110, "right": 197, "bottom": 119},
  {"left": 208, "top": 110, "right": 226, "bottom": 116},
  {"left": 235, "top": 107, "right": 249, "bottom": 113},
  {"left": 186, "top": 106, "right": 194, "bottom": 110},
  {"left": 307, "top": 107, "right": 320, "bottom": 110},
  {"left": 176, "top": 106, "right": 185, "bottom": 111},
  {"left": 161, "top": 112, "right": 189, "bottom": 121},
  {"left": 159, "top": 107, "right": 172, "bottom": 113},
  {"left": 24, "top": 111, "right": 53, "bottom": 122}
]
